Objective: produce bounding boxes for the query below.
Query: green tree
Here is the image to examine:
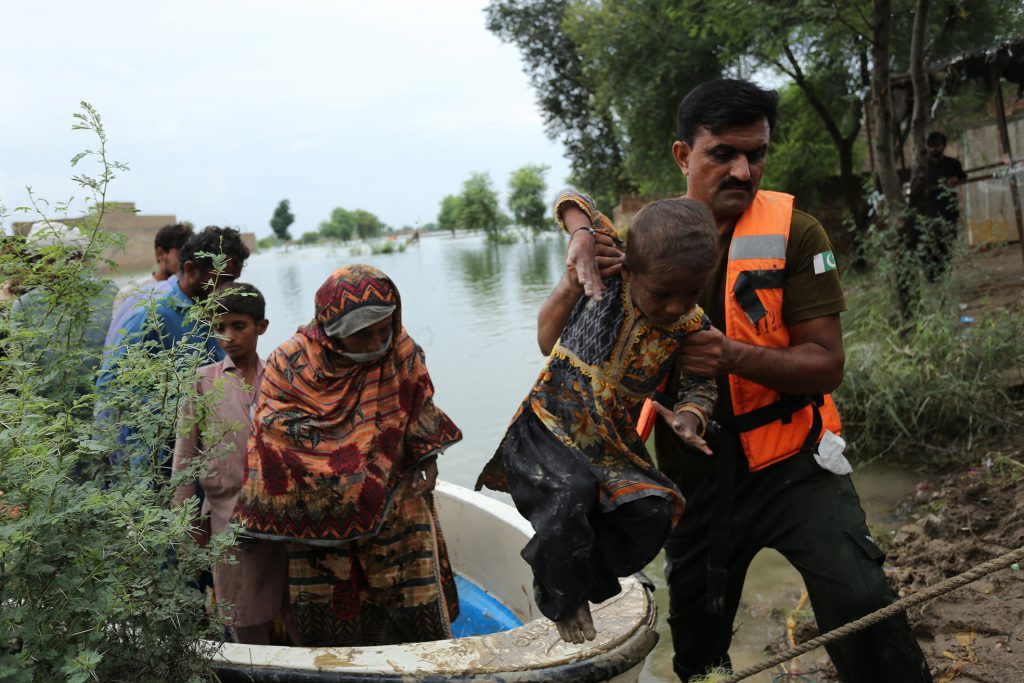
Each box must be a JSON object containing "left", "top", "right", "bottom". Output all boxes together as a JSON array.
[
  {"left": 457, "top": 172, "right": 501, "bottom": 236},
  {"left": 566, "top": 1, "right": 722, "bottom": 197},
  {"left": 352, "top": 209, "right": 386, "bottom": 240},
  {"left": 508, "top": 164, "right": 550, "bottom": 234},
  {"left": 298, "top": 230, "right": 322, "bottom": 245},
  {"left": 319, "top": 206, "right": 356, "bottom": 242},
  {"left": 269, "top": 199, "right": 295, "bottom": 242},
  {"left": 437, "top": 194, "right": 463, "bottom": 233},
  {"left": 486, "top": 0, "right": 629, "bottom": 209}
]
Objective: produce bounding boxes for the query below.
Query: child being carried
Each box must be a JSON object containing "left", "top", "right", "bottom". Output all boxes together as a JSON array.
[{"left": 476, "top": 193, "right": 718, "bottom": 644}]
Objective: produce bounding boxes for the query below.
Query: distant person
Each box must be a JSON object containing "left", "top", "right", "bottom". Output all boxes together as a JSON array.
[
  {"left": 10, "top": 221, "right": 116, "bottom": 400},
  {"left": 111, "top": 223, "right": 194, "bottom": 313},
  {"left": 235, "top": 264, "right": 462, "bottom": 647},
  {"left": 476, "top": 196, "right": 718, "bottom": 644},
  {"left": 924, "top": 131, "right": 967, "bottom": 280},
  {"left": 99, "top": 226, "right": 250, "bottom": 470},
  {"left": 171, "top": 283, "right": 290, "bottom": 644}
]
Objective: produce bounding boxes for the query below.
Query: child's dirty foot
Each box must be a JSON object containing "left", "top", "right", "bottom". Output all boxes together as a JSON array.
[{"left": 554, "top": 602, "right": 596, "bottom": 644}]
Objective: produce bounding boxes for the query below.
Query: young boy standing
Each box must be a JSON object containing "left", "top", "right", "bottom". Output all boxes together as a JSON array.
[
  {"left": 477, "top": 195, "right": 719, "bottom": 644},
  {"left": 171, "top": 283, "right": 288, "bottom": 644}
]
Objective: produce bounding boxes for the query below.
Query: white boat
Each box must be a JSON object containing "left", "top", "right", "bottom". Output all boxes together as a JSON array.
[{"left": 210, "top": 481, "right": 659, "bottom": 682}]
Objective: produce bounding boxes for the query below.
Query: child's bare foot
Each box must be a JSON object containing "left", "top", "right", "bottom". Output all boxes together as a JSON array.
[{"left": 554, "top": 602, "right": 597, "bottom": 644}]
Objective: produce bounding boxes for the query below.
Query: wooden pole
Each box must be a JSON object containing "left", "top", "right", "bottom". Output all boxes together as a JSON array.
[{"left": 991, "top": 59, "right": 1024, "bottom": 268}]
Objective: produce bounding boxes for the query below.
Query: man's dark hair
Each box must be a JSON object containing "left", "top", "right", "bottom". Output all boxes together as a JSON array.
[
  {"left": 179, "top": 226, "right": 250, "bottom": 273},
  {"left": 153, "top": 223, "right": 193, "bottom": 252},
  {"left": 676, "top": 79, "right": 780, "bottom": 145},
  {"left": 214, "top": 281, "right": 265, "bottom": 322},
  {"left": 626, "top": 198, "right": 718, "bottom": 274},
  {"left": 926, "top": 131, "right": 947, "bottom": 147}
]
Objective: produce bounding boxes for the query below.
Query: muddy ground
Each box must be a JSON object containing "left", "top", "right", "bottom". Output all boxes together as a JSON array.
[
  {"left": 891, "top": 243, "right": 1024, "bottom": 683},
  {"left": 775, "top": 244, "right": 1024, "bottom": 682},
  {"left": 890, "top": 465, "right": 1024, "bottom": 683}
]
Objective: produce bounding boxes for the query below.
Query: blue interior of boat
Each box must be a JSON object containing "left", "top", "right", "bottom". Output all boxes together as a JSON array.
[{"left": 450, "top": 575, "right": 523, "bottom": 637}]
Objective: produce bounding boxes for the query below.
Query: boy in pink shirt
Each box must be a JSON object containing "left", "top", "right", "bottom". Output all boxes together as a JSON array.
[{"left": 172, "top": 283, "right": 288, "bottom": 644}]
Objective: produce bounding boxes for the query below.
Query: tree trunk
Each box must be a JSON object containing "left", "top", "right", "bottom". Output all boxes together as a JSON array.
[
  {"left": 907, "top": 0, "right": 932, "bottom": 216},
  {"left": 870, "top": 0, "right": 902, "bottom": 209}
]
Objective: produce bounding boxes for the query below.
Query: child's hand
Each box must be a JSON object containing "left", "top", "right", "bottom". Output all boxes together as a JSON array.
[{"left": 652, "top": 401, "right": 713, "bottom": 456}]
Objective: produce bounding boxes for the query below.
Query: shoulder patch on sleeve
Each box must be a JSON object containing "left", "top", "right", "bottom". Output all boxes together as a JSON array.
[{"left": 812, "top": 250, "right": 837, "bottom": 274}]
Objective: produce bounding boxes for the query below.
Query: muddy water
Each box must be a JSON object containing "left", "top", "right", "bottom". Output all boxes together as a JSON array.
[{"left": 181, "top": 233, "right": 920, "bottom": 681}]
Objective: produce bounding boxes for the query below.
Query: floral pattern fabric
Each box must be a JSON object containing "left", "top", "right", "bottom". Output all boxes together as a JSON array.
[{"left": 477, "top": 194, "right": 716, "bottom": 519}]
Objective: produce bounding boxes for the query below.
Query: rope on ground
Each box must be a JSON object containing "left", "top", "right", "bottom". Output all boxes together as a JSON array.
[{"left": 717, "top": 545, "right": 1024, "bottom": 683}]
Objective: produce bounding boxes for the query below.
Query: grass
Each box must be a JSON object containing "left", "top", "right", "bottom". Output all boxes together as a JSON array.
[{"left": 836, "top": 268, "right": 1024, "bottom": 469}]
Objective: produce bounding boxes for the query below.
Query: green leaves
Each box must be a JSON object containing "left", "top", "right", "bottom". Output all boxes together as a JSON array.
[
  {"left": 0, "top": 105, "right": 231, "bottom": 681},
  {"left": 269, "top": 198, "right": 295, "bottom": 241},
  {"left": 508, "top": 164, "right": 550, "bottom": 234}
]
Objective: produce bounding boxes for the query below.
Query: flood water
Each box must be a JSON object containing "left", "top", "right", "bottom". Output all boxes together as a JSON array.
[{"left": 185, "top": 232, "right": 921, "bottom": 682}]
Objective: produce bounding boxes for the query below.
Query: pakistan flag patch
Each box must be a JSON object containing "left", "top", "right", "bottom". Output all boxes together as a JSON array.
[{"left": 813, "top": 250, "right": 837, "bottom": 275}]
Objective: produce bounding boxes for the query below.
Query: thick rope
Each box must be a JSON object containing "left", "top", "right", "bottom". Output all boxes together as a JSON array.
[{"left": 717, "top": 545, "right": 1024, "bottom": 683}]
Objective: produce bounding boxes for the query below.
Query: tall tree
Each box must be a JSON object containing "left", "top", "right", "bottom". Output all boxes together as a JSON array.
[
  {"left": 458, "top": 172, "right": 501, "bottom": 235},
  {"left": 486, "top": 0, "right": 629, "bottom": 209},
  {"left": 508, "top": 164, "right": 550, "bottom": 233},
  {"left": 318, "top": 207, "right": 356, "bottom": 242},
  {"left": 352, "top": 209, "right": 386, "bottom": 240},
  {"left": 269, "top": 199, "right": 295, "bottom": 242},
  {"left": 566, "top": 1, "right": 722, "bottom": 197},
  {"left": 437, "top": 194, "right": 463, "bottom": 234}
]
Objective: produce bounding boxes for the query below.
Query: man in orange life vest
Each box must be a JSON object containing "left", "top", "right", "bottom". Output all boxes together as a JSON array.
[{"left": 565, "top": 79, "right": 933, "bottom": 682}]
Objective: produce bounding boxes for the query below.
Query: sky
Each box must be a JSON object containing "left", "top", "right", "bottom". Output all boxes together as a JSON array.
[{"left": 0, "top": 1, "right": 572, "bottom": 237}]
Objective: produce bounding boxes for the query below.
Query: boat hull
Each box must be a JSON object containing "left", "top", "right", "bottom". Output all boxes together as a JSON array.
[{"left": 210, "top": 481, "right": 658, "bottom": 682}]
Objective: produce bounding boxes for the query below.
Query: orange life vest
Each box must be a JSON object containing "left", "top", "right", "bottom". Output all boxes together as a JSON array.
[{"left": 725, "top": 190, "right": 841, "bottom": 471}]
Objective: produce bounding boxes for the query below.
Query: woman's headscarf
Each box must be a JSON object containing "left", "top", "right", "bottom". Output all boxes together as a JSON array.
[{"left": 235, "top": 264, "right": 462, "bottom": 543}]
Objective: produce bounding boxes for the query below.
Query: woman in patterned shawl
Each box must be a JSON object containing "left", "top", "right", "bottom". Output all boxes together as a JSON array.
[{"left": 234, "top": 264, "right": 462, "bottom": 647}]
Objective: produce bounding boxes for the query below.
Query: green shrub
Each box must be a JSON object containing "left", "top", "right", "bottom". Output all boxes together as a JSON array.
[
  {"left": 487, "top": 230, "right": 518, "bottom": 245},
  {"left": 837, "top": 273, "right": 1024, "bottom": 467},
  {"left": 368, "top": 239, "right": 406, "bottom": 254},
  {"left": 0, "top": 103, "right": 231, "bottom": 682}
]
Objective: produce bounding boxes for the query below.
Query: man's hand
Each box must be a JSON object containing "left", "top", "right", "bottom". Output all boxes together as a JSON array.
[
  {"left": 652, "top": 402, "right": 712, "bottom": 455},
  {"left": 565, "top": 231, "right": 624, "bottom": 302},
  {"left": 679, "top": 327, "right": 732, "bottom": 378},
  {"left": 566, "top": 229, "right": 603, "bottom": 300},
  {"left": 594, "top": 233, "right": 625, "bottom": 278}
]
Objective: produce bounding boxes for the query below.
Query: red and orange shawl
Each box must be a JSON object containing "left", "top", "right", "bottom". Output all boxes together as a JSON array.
[{"left": 235, "top": 265, "right": 462, "bottom": 543}]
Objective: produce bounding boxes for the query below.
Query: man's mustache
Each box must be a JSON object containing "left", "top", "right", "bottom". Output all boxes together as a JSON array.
[{"left": 719, "top": 178, "right": 754, "bottom": 193}]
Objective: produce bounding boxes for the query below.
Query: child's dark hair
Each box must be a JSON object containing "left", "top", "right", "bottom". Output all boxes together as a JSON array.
[
  {"left": 179, "top": 226, "right": 250, "bottom": 273},
  {"left": 676, "top": 79, "right": 779, "bottom": 145},
  {"left": 214, "top": 282, "right": 265, "bottom": 322},
  {"left": 154, "top": 223, "right": 193, "bottom": 252},
  {"left": 625, "top": 198, "right": 718, "bottom": 274},
  {"left": 926, "top": 131, "right": 947, "bottom": 147}
]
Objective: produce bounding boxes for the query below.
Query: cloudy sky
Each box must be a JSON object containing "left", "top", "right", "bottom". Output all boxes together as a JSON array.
[{"left": 0, "top": 1, "right": 572, "bottom": 237}]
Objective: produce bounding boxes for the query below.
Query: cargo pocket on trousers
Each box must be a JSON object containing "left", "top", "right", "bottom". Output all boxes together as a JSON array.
[{"left": 845, "top": 529, "right": 886, "bottom": 566}]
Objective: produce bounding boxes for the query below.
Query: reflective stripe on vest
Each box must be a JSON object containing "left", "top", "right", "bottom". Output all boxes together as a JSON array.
[{"left": 725, "top": 190, "right": 842, "bottom": 471}]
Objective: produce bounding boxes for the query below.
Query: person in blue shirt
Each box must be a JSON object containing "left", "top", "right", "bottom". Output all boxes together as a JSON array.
[{"left": 98, "top": 226, "right": 250, "bottom": 471}]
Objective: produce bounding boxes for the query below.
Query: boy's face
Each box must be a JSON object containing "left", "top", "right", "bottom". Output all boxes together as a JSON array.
[
  {"left": 155, "top": 246, "right": 181, "bottom": 279},
  {"left": 624, "top": 262, "right": 709, "bottom": 326},
  {"left": 214, "top": 313, "right": 267, "bottom": 361},
  {"left": 179, "top": 259, "right": 242, "bottom": 301}
]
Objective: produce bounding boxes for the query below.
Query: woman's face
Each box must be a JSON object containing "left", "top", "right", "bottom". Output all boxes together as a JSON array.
[{"left": 338, "top": 315, "right": 393, "bottom": 354}]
